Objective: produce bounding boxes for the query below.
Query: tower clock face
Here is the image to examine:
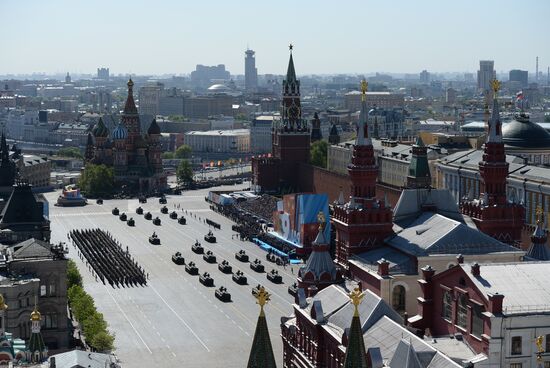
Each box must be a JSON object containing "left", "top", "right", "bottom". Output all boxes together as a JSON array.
[{"left": 288, "top": 105, "right": 300, "bottom": 119}]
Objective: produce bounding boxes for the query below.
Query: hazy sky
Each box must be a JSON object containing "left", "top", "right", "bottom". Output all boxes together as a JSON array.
[{"left": 1, "top": 0, "right": 549, "bottom": 76}]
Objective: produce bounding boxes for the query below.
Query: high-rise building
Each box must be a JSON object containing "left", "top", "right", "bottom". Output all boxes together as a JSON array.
[
  {"left": 509, "top": 69, "right": 528, "bottom": 88},
  {"left": 244, "top": 49, "right": 258, "bottom": 92},
  {"left": 419, "top": 70, "right": 430, "bottom": 83},
  {"left": 97, "top": 67, "right": 109, "bottom": 81},
  {"left": 477, "top": 60, "right": 496, "bottom": 93},
  {"left": 190, "top": 65, "right": 230, "bottom": 88},
  {"left": 138, "top": 82, "right": 164, "bottom": 116}
]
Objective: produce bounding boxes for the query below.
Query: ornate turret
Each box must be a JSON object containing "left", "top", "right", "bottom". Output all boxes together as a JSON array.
[
  {"left": 85, "top": 132, "right": 94, "bottom": 160},
  {"left": 333, "top": 80, "right": 393, "bottom": 267},
  {"left": 26, "top": 299, "right": 48, "bottom": 363},
  {"left": 112, "top": 123, "right": 128, "bottom": 172},
  {"left": 298, "top": 211, "right": 343, "bottom": 295},
  {"left": 92, "top": 118, "right": 109, "bottom": 139},
  {"left": 406, "top": 136, "right": 431, "bottom": 189},
  {"left": 280, "top": 44, "right": 304, "bottom": 130},
  {"left": 247, "top": 287, "right": 277, "bottom": 368},
  {"left": 342, "top": 288, "right": 368, "bottom": 368},
  {"left": 526, "top": 208, "right": 550, "bottom": 260},
  {"left": 310, "top": 112, "right": 322, "bottom": 142},
  {"left": 0, "top": 133, "right": 16, "bottom": 187},
  {"left": 122, "top": 78, "right": 141, "bottom": 143},
  {"left": 329, "top": 123, "right": 340, "bottom": 145},
  {"left": 460, "top": 79, "right": 525, "bottom": 245}
]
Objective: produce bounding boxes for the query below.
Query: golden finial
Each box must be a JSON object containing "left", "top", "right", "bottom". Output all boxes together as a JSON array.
[
  {"left": 536, "top": 207, "right": 544, "bottom": 225},
  {"left": 491, "top": 79, "right": 501, "bottom": 95},
  {"left": 360, "top": 80, "right": 368, "bottom": 101},
  {"left": 0, "top": 294, "right": 7, "bottom": 311},
  {"left": 349, "top": 287, "right": 364, "bottom": 317},
  {"left": 535, "top": 335, "right": 544, "bottom": 361},
  {"left": 127, "top": 78, "right": 134, "bottom": 88},
  {"left": 255, "top": 286, "right": 271, "bottom": 316},
  {"left": 317, "top": 211, "right": 326, "bottom": 231},
  {"left": 30, "top": 296, "right": 40, "bottom": 321}
]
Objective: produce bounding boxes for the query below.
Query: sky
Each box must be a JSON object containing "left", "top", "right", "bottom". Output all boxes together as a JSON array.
[{"left": 1, "top": 0, "right": 549, "bottom": 76}]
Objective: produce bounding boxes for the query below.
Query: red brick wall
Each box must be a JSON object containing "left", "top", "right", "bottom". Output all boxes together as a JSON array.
[{"left": 349, "top": 262, "right": 381, "bottom": 295}]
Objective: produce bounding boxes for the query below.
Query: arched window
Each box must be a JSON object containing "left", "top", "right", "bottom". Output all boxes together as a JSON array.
[
  {"left": 442, "top": 291, "right": 452, "bottom": 320},
  {"left": 392, "top": 285, "right": 406, "bottom": 313},
  {"left": 457, "top": 294, "right": 468, "bottom": 329}
]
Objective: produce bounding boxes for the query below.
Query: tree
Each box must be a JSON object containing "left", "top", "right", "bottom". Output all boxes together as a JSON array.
[
  {"left": 175, "top": 144, "right": 192, "bottom": 159},
  {"left": 78, "top": 164, "right": 114, "bottom": 197},
  {"left": 168, "top": 115, "right": 186, "bottom": 122},
  {"left": 545, "top": 115, "right": 550, "bottom": 123},
  {"left": 310, "top": 140, "right": 328, "bottom": 168},
  {"left": 91, "top": 331, "right": 115, "bottom": 352},
  {"left": 162, "top": 152, "right": 175, "bottom": 159},
  {"left": 176, "top": 159, "right": 194, "bottom": 185},
  {"left": 57, "top": 147, "right": 83, "bottom": 159},
  {"left": 67, "top": 260, "right": 82, "bottom": 289}
]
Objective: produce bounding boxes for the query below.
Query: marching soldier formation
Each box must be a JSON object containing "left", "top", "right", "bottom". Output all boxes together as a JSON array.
[{"left": 69, "top": 229, "right": 147, "bottom": 287}]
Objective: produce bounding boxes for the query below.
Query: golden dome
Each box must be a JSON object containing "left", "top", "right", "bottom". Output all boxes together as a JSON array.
[
  {"left": 0, "top": 294, "right": 7, "bottom": 311},
  {"left": 30, "top": 306, "right": 41, "bottom": 322}
]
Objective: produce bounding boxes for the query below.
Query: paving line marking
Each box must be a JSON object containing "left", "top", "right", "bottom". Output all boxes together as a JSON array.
[
  {"left": 150, "top": 284, "right": 210, "bottom": 352},
  {"left": 171, "top": 352, "right": 177, "bottom": 358},
  {"left": 103, "top": 286, "right": 152, "bottom": 354}
]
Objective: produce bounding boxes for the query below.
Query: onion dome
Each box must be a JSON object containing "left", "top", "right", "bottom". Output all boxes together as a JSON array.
[
  {"left": 112, "top": 123, "right": 128, "bottom": 140},
  {"left": 30, "top": 306, "right": 41, "bottom": 321},
  {"left": 502, "top": 113, "right": 550, "bottom": 149},
  {"left": 147, "top": 119, "right": 161, "bottom": 135},
  {"left": 0, "top": 294, "right": 7, "bottom": 311},
  {"left": 92, "top": 118, "right": 109, "bottom": 138}
]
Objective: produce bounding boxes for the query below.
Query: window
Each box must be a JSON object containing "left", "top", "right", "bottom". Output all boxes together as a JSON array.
[
  {"left": 49, "top": 282, "right": 56, "bottom": 296},
  {"left": 510, "top": 364, "right": 522, "bottom": 368},
  {"left": 442, "top": 291, "right": 452, "bottom": 320},
  {"left": 471, "top": 304, "right": 483, "bottom": 337},
  {"left": 544, "top": 362, "right": 550, "bottom": 368},
  {"left": 546, "top": 334, "right": 550, "bottom": 352},
  {"left": 392, "top": 285, "right": 406, "bottom": 313},
  {"left": 511, "top": 336, "right": 522, "bottom": 355},
  {"left": 42, "top": 313, "right": 58, "bottom": 330},
  {"left": 456, "top": 294, "right": 468, "bottom": 329},
  {"left": 40, "top": 285, "right": 46, "bottom": 296}
]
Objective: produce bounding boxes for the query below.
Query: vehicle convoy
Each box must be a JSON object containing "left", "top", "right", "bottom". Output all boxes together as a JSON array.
[
  {"left": 192, "top": 240, "right": 204, "bottom": 254},
  {"left": 172, "top": 252, "right": 185, "bottom": 265},
  {"left": 185, "top": 261, "right": 198, "bottom": 275},
  {"left": 204, "top": 230, "right": 216, "bottom": 243},
  {"left": 250, "top": 259, "right": 264, "bottom": 273},
  {"left": 178, "top": 216, "right": 187, "bottom": 225},
  {"left": 149, "top": 232, "right": 160, "bottom": 245},
  {"left": 218, "top": 260, "right": 232, "bottom": 274},
  {"left": 232, "top": 270, "right": 247, "bottom": 285},
  {"left": 215, "top": 286, "right": 231, "bottom": 302},
  {"left": 235, "top": 250, "right": 249, "bottom": 262},
  {"left": 136, "top": 207, "right": 144, "bottom": 215},
  {"left": 203, "top": 250, "right": 216, "bottom": 263},
  {"left": 127, "top": 218, "right": 135, "bottom": 226},
  {"left": 112, "top": 207, "right": 119, "bottom": 216},
  {"left": 153, "top": 217, "right": 161, "bottom": 226},
  {"left": 199, "top": 272, "right": 214, "bottom": 287},
  {"left": 267, "top": 269, "right": 282, "bottom": 284}
]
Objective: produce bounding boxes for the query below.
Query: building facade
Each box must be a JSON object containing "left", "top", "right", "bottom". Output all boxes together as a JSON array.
[
  {"left": 184, "top": 129, "right": 250, "bottom": 153},
  {"left": 477, "top": 60, "right": 496, "bottom": 94},
  {"left": 344, "top": 91, "right": 404, "bottom": 112},
  {"left": 250, "top": 115, "right": 276, "bottom": 154},
  {"left": 245, "top": 49, "right": 258, "bottom": 92}
]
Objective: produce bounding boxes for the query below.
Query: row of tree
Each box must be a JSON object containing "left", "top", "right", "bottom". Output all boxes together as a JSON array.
[{"left": 67, "top": 260, "right": 115, "bottom": 352}]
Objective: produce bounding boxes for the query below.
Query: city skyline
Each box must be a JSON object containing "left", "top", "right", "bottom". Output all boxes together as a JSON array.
[{"left": 1, "top": 0, "right": 549, "bottom": 76}]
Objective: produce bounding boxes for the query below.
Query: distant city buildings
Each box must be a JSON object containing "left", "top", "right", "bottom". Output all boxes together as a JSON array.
[
  {"left": 97, "top": 67, "right": 109, "bottom": 80},
  {"left": 250, "top": 115, "right": 275, "bottom": 153},
  {"left": 509, "top": 69, "right": 528, "bottom": 88},
  {"left": 244, "top": 49, "right": 258, "bottom": 92},
  {"left": 184, "top": 129, "right": 250, "bottom": 153},
  {"left": 419, "top": 69, "right": 430, "bottom": 83},
  {"left": 477, "top": 60, "right": 496, "bottom": 94},
  {"left": 138, "top": 82, "right": 164, "bottom": 116},
  {"left": 344, "top": 91, "right": 404, "bottom": 112},
  {"left": 190, "top": 64, "right": 230, "bottom": 88}
]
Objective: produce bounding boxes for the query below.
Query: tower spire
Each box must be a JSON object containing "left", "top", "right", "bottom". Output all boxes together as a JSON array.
[
  {"left": 406, "top": 136, "right": 431, "bottom": 189},
  {"left": 356, "top": 80, "right": 370, "bottom": 146},
  {"left": 123, "top": 78, "right": 138, "bottom": 115},
  {"left": 27, "top": 296, "right": 48, "bottom": 363},
  {"left": 526, "top": 207, "right": 550, "bottom": 260},
  {"left": 247, "top": 287, "right": 277, "bottom": 368},
  {"left": 487, "top": 79, "right": 502, "bottom": 143},
  {"left": 342, "top": 288, "right": 368, "bottom": 367}
]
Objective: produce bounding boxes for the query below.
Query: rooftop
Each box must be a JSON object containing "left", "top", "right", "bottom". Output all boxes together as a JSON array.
[
  {"left": 462, "top": 262, "right": 550, "bottom": 315},
  {"left": 185, "top": 129, "right": 250, "bottom": 136}
]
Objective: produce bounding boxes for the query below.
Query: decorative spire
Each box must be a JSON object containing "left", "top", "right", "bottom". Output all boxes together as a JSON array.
[
  {"left": 407, "top": 135, "right": 431, "bottom": 189},
  {"left": 342, "top": 287, "right": 368, "bottom": 367},
  {"left": 123, "top": 78, "right": 138, "bottom": 115},
  {"left": 28, "top": 296, "right": 48, "bottom": 363},
  {"left": 487, "top": 79, "right": 503, "bottom": 143},
  {"left": 247, "top": 287, "right": 277, "bottom": 368},
  {"left": 355, "top": 80, "right": 371, "bottom": 146},
  {"left": 286, "top": 46, "right": 297, "bottom": 83},
  {"left": 527, "top": 207, "right": 550, "bottom": 260}
]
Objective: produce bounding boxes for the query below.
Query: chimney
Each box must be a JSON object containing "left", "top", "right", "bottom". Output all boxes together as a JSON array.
[
  {"left": 377, "top": 258, "right": 390, "bottom": 276},
  {"left": 421, "top": 265, "right": 435, "bottom": 281},
  {"left": 471, "top": 262, "right": 480, "bottom": 277},
  {"left": 456, "top": 254, "right": 464, "bottom": 264},
  {"left": 488, "top": 292, "right": 504, "bottom": 314}
]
